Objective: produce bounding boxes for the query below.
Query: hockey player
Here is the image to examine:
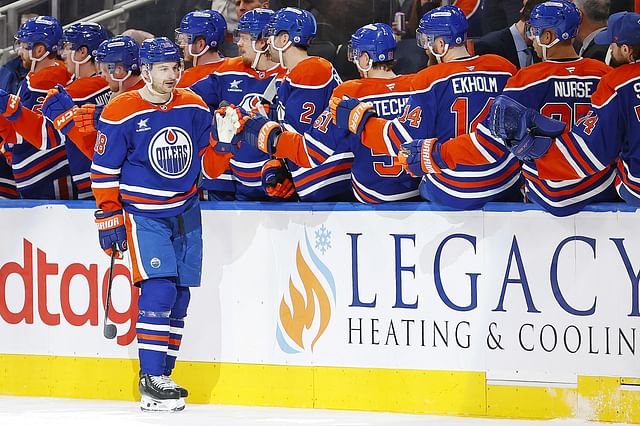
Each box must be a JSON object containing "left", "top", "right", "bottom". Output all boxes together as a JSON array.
[
  {"left": 261, "top": 7, "right": 345, "bottom": 201},
  {"left": 487, "top": 12, "right": 640, "bottom": 207},
  {"left": 0, "top": 16, "right": 75, "bottom": 199},
  {"left": 176, "top": 10, "right": 228, "bottom": 88},
  {"left": 236, "top": 23, "right": 421, "bottom": 203},
  {"left": 91, "top": 37, "right": 214, "bottom": 411},
  {"left": 190, "top": 8, "right": 286, "bottom": 200},
  {"left": 398, "top": 0, "right": 615, "bottom": 216},
  {"left": 24, "top": 22, "right": 112, "bottom": 199},
  {"left": 330, "top": 6, "right": 520, "bottom": 209},
  {"left": 44, "top": 35, "right": 143, "bottom": 160}
]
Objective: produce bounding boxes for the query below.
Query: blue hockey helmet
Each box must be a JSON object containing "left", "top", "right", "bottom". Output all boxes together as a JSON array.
[
  {"left": 416, "top": 5, "right": 468, "bottom": 49},
  {"left": 235, "top": 8, "right": 274, "bottom": 41},
  {"left": 528, "top": 1, "right": 581, "bottom": 42},
  {"left": 139, "top": 37, "right": 182, "bottom": 66},
  {"left": 349, "top": 23, "right": 396, "bottom": 63},
  {"left": 94, "top": 35, "right": 140, "bottom": 73},
  {"left": 63, "top": 22, "right": 109, "bottom": 54},
  {"left": 14, "top": 16, "right": 63, "bottom": 53},
  {"left": 175, "top": 10, "right": 226, "bottom": 49},
  {"left": 263, "top": 7, "right": 317, "bottom": 47}
]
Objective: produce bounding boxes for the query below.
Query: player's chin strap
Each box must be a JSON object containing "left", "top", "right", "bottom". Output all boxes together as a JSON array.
[
  {"left": 354, "top": 55, "right": 373, "bottom": 78},
  {"left": 269, "top": 35, "right": 291, "bottom": 68},
  {"left": 111, "top": 70, "right": 132, "bottom": 93},
  {"left": 188, "top": 44, "right": 209, "bottom": 67},
  {"left": 71, "top": 50, "right": 92, "bottom": 79},
  {"left": 251, "top": 40, "right": 268, "bottom": 69},
  {"left": 28, "top": 48, "right": 50, "bottom": 72},
  {"left": 428, "top": 43, "right": 449, "bottom": 64},
  {"left": 535, "top": 35, "right": 560, "bottom": 61}
]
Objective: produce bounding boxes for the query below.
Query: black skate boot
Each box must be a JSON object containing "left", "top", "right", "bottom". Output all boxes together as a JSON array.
[
  {"left": 139, "top": 370, "right": 188, "bottom": 398},
  {"left": 164, "top": 375, "right": 189, "bottom": 398},
  {"left": 139, "top": 373, "right": 185, "bottom": 412}
]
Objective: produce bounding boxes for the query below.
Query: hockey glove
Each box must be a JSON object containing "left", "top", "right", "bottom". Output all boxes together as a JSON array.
[
  {"left": 211, "top": 104, "right": 246, "bottom": 154},
  {"left": 488, "top": 95, "right": 565, "bottom": 161},
  {"left": 95, "top": 209, "right": 128, "bottom": 259},
  {"left": 42, "top": 84, "right": 78, "bottom": 134},
  {"left": 261, "top": 159, "right": 296, "bottom": 200},
  {"left": 74, "top": 103, "right": 104, "bottom": 134},
  {"left": 239, "top": 114, "right": 282, "bottom": 156},
  {"left": 397, "top": 138, "right": 444, "bottom": 177},
  {"left": 329, "top": 95, "right": 376, "bottom": 136},
  {"left": 0, "top": 89, "right": 22, "bottom": 121}
]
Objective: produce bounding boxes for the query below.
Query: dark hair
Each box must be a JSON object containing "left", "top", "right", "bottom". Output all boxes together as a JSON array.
[
  {"left": 372, "top": 59, "right": 396, "bottom": 71},
  {"left": 520, "top": 0, "right": 548, "bottom": 21},
  {"left": 630, "top": 44, "right": 640, "bottom": 62}
]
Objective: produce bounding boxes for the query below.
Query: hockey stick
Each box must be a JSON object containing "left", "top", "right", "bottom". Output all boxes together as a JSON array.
[{"left": 103, "top": 243, "right": 118, "bottom": 339}]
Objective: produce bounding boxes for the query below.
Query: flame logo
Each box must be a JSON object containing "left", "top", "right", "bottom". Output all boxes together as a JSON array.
[
  {"left": 166, "top": 129, "right": 176, "bottom": 143},
  {"left": 276, "top": 228, "right": 336, "bottom": 353}
]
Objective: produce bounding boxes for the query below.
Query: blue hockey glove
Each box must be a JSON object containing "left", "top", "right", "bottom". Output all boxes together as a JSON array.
[
  {"left": 239, "top": 114, "right": 282, "bottom": 156},
  {"left": 329, "top": 95, "right": 376, "bottom": 136},
  {"left": 42, "top": 84, "right": 77, "bottom": 134},
  {"left": 397, "top": 138, "right": 445, "bottom": 177},
  {"left": 95, "top": 209, "right": 128, "bottom": 259},
  {"left": 488, "top": 95, "right": 566, "bottom": 161},
  {"left": 261, "top": 159, "right": 296, "bottom": 200},
  {"left": 0, "top": 89, "right": 22, "bottom": 121}
]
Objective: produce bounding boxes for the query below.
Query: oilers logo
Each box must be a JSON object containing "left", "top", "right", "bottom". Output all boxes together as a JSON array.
[
  {"left": 238, "top": 93, "right": 262, "bottom": 112},
  {"left": 148, "top": 127, "right": 193, "bottom": 179}
]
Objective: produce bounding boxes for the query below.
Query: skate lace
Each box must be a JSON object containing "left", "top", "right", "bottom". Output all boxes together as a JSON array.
[
  {"left": 149, "top": 375, "right": 175, "bottom": 390},
  {"left": 162, "top": 375, "right": 180, "bottom": 389}
]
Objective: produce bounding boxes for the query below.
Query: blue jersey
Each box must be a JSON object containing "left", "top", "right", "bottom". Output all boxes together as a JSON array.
[
  {"left": 10, "top": 62, "right": 74, "bottom": 199},
  {"left": 277, "top": 56, "right": 345, "bottom": 201},
  {"left": 91, "top": 89, "right": 211, "bottom": 217},
  {"left": 528, "top": 63, "right": 640, "bottom": 207},
  {"left": 362, "top": 54, "right": 519, "bottom": 209},
  {"left": 63, "top": 75, "right": 111, "bottom": 199},
  {"left": 191, "top": 57, "right": 286, "bottom": 199},
  {"left": 301, "top": 74, "right": 420, "bottom": 203},
  {"left": 503, "top": 58, "right": 614, "bottom": 216}
]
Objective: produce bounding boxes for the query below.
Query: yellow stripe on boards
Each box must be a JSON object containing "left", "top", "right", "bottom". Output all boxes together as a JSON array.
[{"left": 1, "top": 355, "right": 640, "bottom": 423}]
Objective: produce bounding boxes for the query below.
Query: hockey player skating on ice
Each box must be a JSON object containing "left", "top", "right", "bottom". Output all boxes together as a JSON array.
[
  {"left": 483, "top": 12, "right": 640, "bottom": 208},
  {"left": 329, "top": 5, "right": 520, "bottom": 209},
  {"left": 90, "top": 37, "right": 216, "bottom": 411}
]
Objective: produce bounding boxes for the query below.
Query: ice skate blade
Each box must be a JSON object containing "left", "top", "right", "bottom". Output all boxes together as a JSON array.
[{"left": 140, "top": 396, "right": 185, "bottom": 412}]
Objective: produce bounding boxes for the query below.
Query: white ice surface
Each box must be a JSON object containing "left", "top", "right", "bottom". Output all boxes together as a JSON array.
[{"left": 0, "top": 396, "right": 633, "bottom": 426}]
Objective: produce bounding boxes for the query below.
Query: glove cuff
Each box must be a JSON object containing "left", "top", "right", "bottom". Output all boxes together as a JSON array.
[
  {"left": 420, "top": 138, "right": 441, "bottom": 174},
  {"left": 258, "top": 121, "right": 282, "bottom": 155},
  {"left": 95, "top": 209, "right": 125, "bottom": 231},
  {"left": 3, "top": 95, "right": 22, "bottom": 121}
]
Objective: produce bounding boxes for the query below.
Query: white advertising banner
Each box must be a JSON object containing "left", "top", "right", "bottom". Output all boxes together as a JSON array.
[{"left": 2, "top": 202, "right": 640, "bottom": 384}]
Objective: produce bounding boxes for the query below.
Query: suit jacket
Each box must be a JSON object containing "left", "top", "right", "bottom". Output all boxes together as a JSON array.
[
  {"left": 581, "top": 39, "right": 609, "bottom": 64},
  {"left": 472, "top": 27, "right": 521, "bottom": 69}
]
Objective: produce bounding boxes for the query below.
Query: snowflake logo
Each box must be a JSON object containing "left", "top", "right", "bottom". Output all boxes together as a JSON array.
[{"left": 314, "top": 225, "right": 332, "bottom": 255}]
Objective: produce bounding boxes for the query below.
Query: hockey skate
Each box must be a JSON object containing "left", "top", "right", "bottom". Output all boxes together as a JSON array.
[
  {"left": 139, "top": 373, "right": 185, "bottom": 412},
  {"left": 139, "top": 369, "right": 188, "bottom": 398}
]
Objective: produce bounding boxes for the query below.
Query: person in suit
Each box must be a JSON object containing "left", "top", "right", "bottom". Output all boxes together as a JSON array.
[
  {"left": 472, "top": 0, "right": 546, "bottom": 69},
  {"left": 482, "top": 0, "right": 523, "bottom": 34},
  {"left": 573, "top": 0, "right": 610, "bottom": 62}
]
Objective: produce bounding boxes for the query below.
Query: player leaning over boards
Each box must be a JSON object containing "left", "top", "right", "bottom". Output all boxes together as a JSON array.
[
  {"left": 399, "top": 0, "right": 616, "bottom": 217},
  {"left": 330, "top": 6, "right": 520, "bottom": 209},
  {"left": 483, "top": 12, "right": 640, "bottom": 208},
  {"left": 90, "top": 37, "right": 217, "bottom": 412},
  {"left": 233, "top": 23, "right": 421, "bottom": 203}
]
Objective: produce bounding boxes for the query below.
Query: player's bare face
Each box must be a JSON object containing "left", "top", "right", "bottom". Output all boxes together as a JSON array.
[
  {"left": 98, "top": 63, "right": 129, "bottom": 92},
  {"left": 267, "top": 33, "right": 287, "bottom": 59},
  {"left": 15, "top": 42, "right": 33, "bottom": 68},
  {"left": 148, "top": 62, "right": 181, "bottom": 94},
  {"left": 610, "top": 43, "right": 631, "bottom": 65},
  {"left": 237, "top": 33, "right": 257, "bottom": 66}
]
